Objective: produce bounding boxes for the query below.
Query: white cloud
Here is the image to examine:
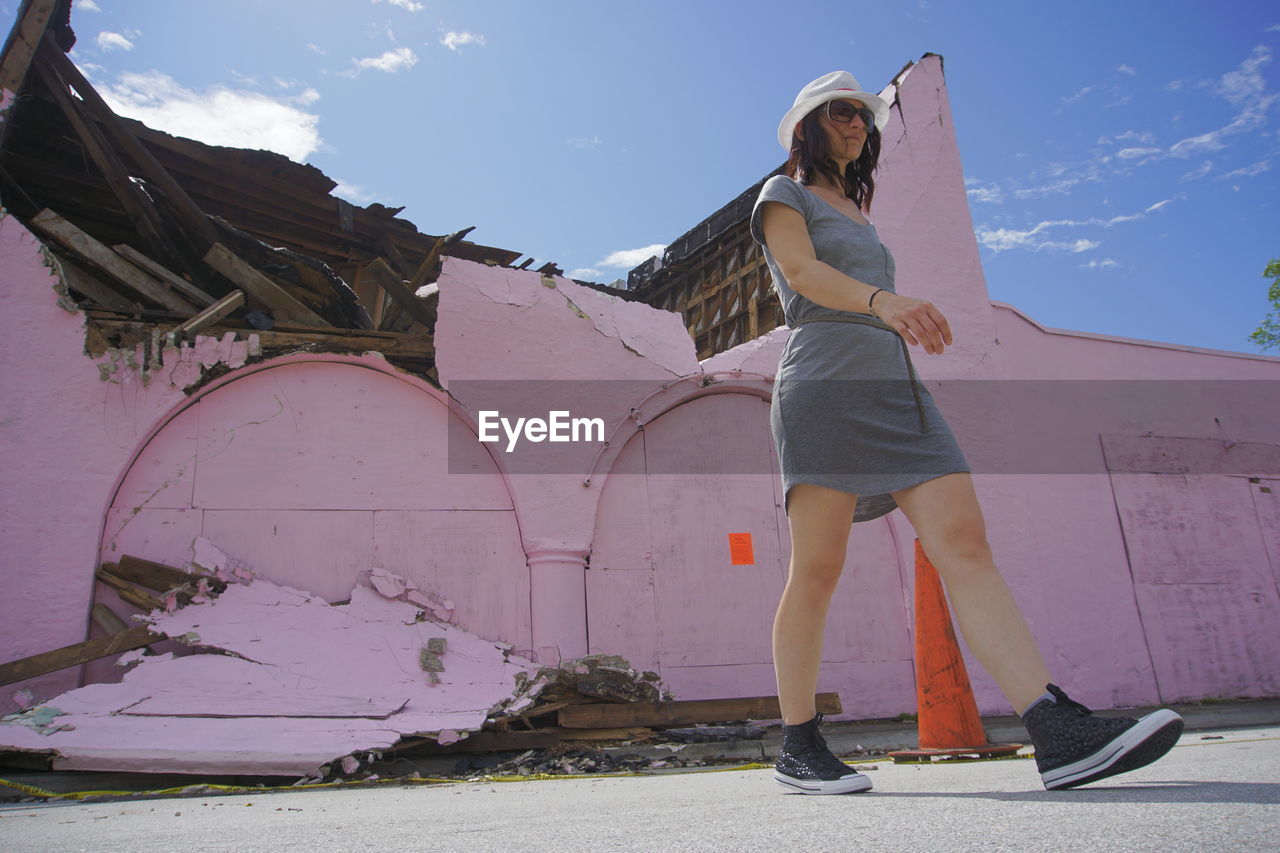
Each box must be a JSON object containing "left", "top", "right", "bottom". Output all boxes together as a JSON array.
[
  {"left": 306, "top": 43, "right": 327, "bottom": 55},
  {"left": 599, "top": 244, "right": 667, "bottom": 268},
  {"left": 1011, "top": 178, "right": 1080, "bottom": 199},
  {"left": 1105, "top": 130, "right": 1155, "bottom": 146},
  {"left": 567, "top": 135, "right": 600, "bottom": 149},
  {"left": 1082, "top": 258, "right": 1119, "bottom": 269},
  {"left": 1168, "top": 46, "right": 1277, "bottom": 158},
  {"left": 1027, "top": 238, "right": 1100, "bottom": 253},
  {"left": 348, "top": 46, "right": 418, "bottom": 75},
  {"left": 73, "top": 60, "right": 107, "bottom": 81},
  {"left": 374, "top": 0, "right": 426, "bottom": 10},
  {"left": 1116, "top": 146, "right": 1163, "bottom": 160},
  {"left": 978, "top": 229, "right": 1097, "bottom": 253},
  {"left": 1168, "top": 128, "right": 1230, "bottom": 158},
  {"left": 1117, "top": 64, "right": 1137, "bottom": 76},
  {"left": 97, "top": 31, "right": 135, "bottom": 52},
  {"left": 569, "top": 268, "right": 603, "bottom": 279},
  {"left": 975, "top": 201, "right": 1171, "bottom": 254},
  {"left": 1221, "top": 45, "right": 1270, "bottom": 106},
  {"left": 440, "top": 31, "right": 486, "bottom": 52},
  {"left": 333, "top": 179, "right": 376, "bottom": 205},
  {"left": 1180, "top": 160, "right": 1213, "bottom": 181},
  {"left": 79, "top": 0, "right": 102, "bottom": 10},
  {"left": 967, "top": 184, "right": 1004, "bottom": 204},
  {"left": 98, "top": 71, "right": 323, "bottom": 162},
  {"left": 1220, "top": 160, "right": 1271, "bottom": 179},
  {"left": 1061, "top": 85, "right": 1094, "bottom": 106}
]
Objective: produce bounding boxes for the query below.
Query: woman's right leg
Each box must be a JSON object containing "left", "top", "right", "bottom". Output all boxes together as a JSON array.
[{"left": 773, "top": 482, "right": 859, "bottom": 725}]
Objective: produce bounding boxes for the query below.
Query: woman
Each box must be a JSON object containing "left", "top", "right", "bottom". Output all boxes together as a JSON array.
[{"left": 751, "top": 71, "right": 1184, "bottom": 795}]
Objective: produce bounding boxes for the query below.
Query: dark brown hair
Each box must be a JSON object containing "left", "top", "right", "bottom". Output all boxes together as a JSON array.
[{"left": 784, "top": 104, "right": 881, "bottom": 211}]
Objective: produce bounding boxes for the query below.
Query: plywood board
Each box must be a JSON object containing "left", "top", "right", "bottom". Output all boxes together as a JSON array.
[
  {"left": 372, "top": 509, "right": 530, "bottom": 649},
  {"left": 190, "top": 361, "right": 509, "bottom": 511}
]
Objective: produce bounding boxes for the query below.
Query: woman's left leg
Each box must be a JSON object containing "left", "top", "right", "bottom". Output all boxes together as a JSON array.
[{"left": 889, "top": 471, "right": 1051, "bottom": 715}]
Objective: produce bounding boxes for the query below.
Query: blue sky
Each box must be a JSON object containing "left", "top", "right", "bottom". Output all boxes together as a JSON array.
[{"left": 19, "top": 0, "right": 1279, "bottom": 355}]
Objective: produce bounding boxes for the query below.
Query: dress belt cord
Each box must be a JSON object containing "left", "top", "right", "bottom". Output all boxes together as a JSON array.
[{"left": 788, "top": 314, "right": 928, "bottom": 434}]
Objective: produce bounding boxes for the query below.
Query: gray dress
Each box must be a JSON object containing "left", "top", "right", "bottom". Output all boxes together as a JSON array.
[{"left": 749, "top": 175, "right": 970, "bottom": 523}]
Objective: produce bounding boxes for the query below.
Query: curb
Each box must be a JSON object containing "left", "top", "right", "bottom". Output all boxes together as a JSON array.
[{"left": 603, "top": 697, "right": 1280, "bottom": 765}]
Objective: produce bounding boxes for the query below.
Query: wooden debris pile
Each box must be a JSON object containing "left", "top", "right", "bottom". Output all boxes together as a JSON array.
[{"left": 390, "top": 651, "right": 845, "bottom": 776}]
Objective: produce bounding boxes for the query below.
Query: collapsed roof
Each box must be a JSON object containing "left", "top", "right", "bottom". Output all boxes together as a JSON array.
[{"left": 0, "top": 0, "right": 636, "bottom": 388}]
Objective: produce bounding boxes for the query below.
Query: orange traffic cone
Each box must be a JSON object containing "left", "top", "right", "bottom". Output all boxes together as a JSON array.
[{"left": 888, "top": 539, "right": 1022, "bottom": 763}]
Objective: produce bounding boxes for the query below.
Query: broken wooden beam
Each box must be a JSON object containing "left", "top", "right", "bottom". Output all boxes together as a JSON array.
[
  {"left": 363, "top": 257, "right": 435, "bottom": 330},
  {"left": 85, "top": 313, "right": 435, "bottom": 361},
  {"left": 114, "top": 244, "right": 216, "bottom": 308},
  {"left": 379, "top": 226, "right": 475, "bottom": 331},
  {"left": 37, "top": 32, "right": 220, "bottom": 251},
  {"left": 169, "top": 290, "right": 245, "bottom": 337},
  {"left": 54, "top": 255, "right": 139, "bottom": 310},
  {"left": 0, "top": 0, "right": 59, "bottom": 98},
  {"left": 30, "top": 209, "right": 200, "bottom": 313},
  {"left": 89, "top": 603, "right": 128, "bottom": 635},
  {"left": 116, "top": 555, "right": 203, "bottom": 590},
  {"left": 409, "top": 226, "right": 475, "bottom": 291},
  {"left": 557, "top": 693, "right": 843, "bottom": 729},
  {"left": 556, "top": 726, "right": 654, "bottom": 741},
  {"left": 394, "top": 730, "right": 563, "bottom": 754},
  {"left": 0, "top": 626, "right": 160, "bottom": 686},
  {"left": 202, "top": 242, "right": 330, "bottom": 327},
  {"left": 32, "top": 44, "right": 192, "bottom": 279},
  {"left": 95, "top": 566, "right": 164, "bottom": 612}
]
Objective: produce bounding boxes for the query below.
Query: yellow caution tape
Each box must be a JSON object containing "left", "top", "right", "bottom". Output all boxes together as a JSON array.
[
  {"left": 0, "top": 758, "right": 843, "bottom": 800},
  {"left": 0, "top": 775, "right": 454, "bottom": 801}
]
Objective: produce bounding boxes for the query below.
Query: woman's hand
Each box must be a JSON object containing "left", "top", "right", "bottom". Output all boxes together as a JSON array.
[{"left": 873, "top": 292, "right": 953, "bottom": 355}]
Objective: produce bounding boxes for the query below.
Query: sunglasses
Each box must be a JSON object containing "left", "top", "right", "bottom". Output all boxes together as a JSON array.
[{"left": 824, "top": 100, "right": 876, "bottom": 130}]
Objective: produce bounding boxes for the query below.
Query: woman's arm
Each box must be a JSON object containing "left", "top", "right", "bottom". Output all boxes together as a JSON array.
[{"left": 760, "top": 201, "right": 954, "bottom": 355}]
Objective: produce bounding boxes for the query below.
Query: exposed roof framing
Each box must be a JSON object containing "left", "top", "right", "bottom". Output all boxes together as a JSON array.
[{"left": 1, "top": 2, "right": 638, "bottom": 389}]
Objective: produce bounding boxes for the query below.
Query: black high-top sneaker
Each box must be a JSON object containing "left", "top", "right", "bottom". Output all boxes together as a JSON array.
[
  {"left": 1021, "top": 684, "right": 1184, "bottom": 790},
  {"left": 774, "top": 713, "right": 873, "bottom": 794}
]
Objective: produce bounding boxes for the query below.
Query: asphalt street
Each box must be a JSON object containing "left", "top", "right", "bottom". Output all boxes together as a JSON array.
[{"left": 2, "top": 726, "right": 1277, "bottom": 852}]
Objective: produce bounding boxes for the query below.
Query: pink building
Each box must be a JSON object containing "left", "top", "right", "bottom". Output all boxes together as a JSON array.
[{"left": 3, "top": 50, "right": 1278, "bottom": 740}]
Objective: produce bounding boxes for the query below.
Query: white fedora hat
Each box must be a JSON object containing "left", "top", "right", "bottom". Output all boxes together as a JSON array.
[{"left": 777, "top": 70, "right": 891, "bottom": 151}]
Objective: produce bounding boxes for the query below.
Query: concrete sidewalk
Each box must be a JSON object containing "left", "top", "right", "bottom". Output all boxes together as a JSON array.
[{"left": 2, "top": 725, "right": 1277, "bottom": 852}]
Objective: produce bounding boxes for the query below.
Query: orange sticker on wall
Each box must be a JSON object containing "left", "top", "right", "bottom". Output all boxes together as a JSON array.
[{"left": 728, "top": 532, "right": 755, "bottom": 565}]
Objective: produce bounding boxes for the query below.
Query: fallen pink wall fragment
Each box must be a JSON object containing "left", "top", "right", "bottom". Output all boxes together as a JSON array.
[{"left": 0, "top": 573, "right": 543, "bottom": 776}]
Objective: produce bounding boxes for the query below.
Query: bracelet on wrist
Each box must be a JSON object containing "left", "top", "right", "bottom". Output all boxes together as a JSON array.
[{"left": 868, "top": 288, "right": 885, "bottom": 316}]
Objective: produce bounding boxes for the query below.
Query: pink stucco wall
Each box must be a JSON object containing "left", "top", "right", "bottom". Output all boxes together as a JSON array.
[{"left": 3, "top": 55, "right": 1278, "bottom": 729}]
